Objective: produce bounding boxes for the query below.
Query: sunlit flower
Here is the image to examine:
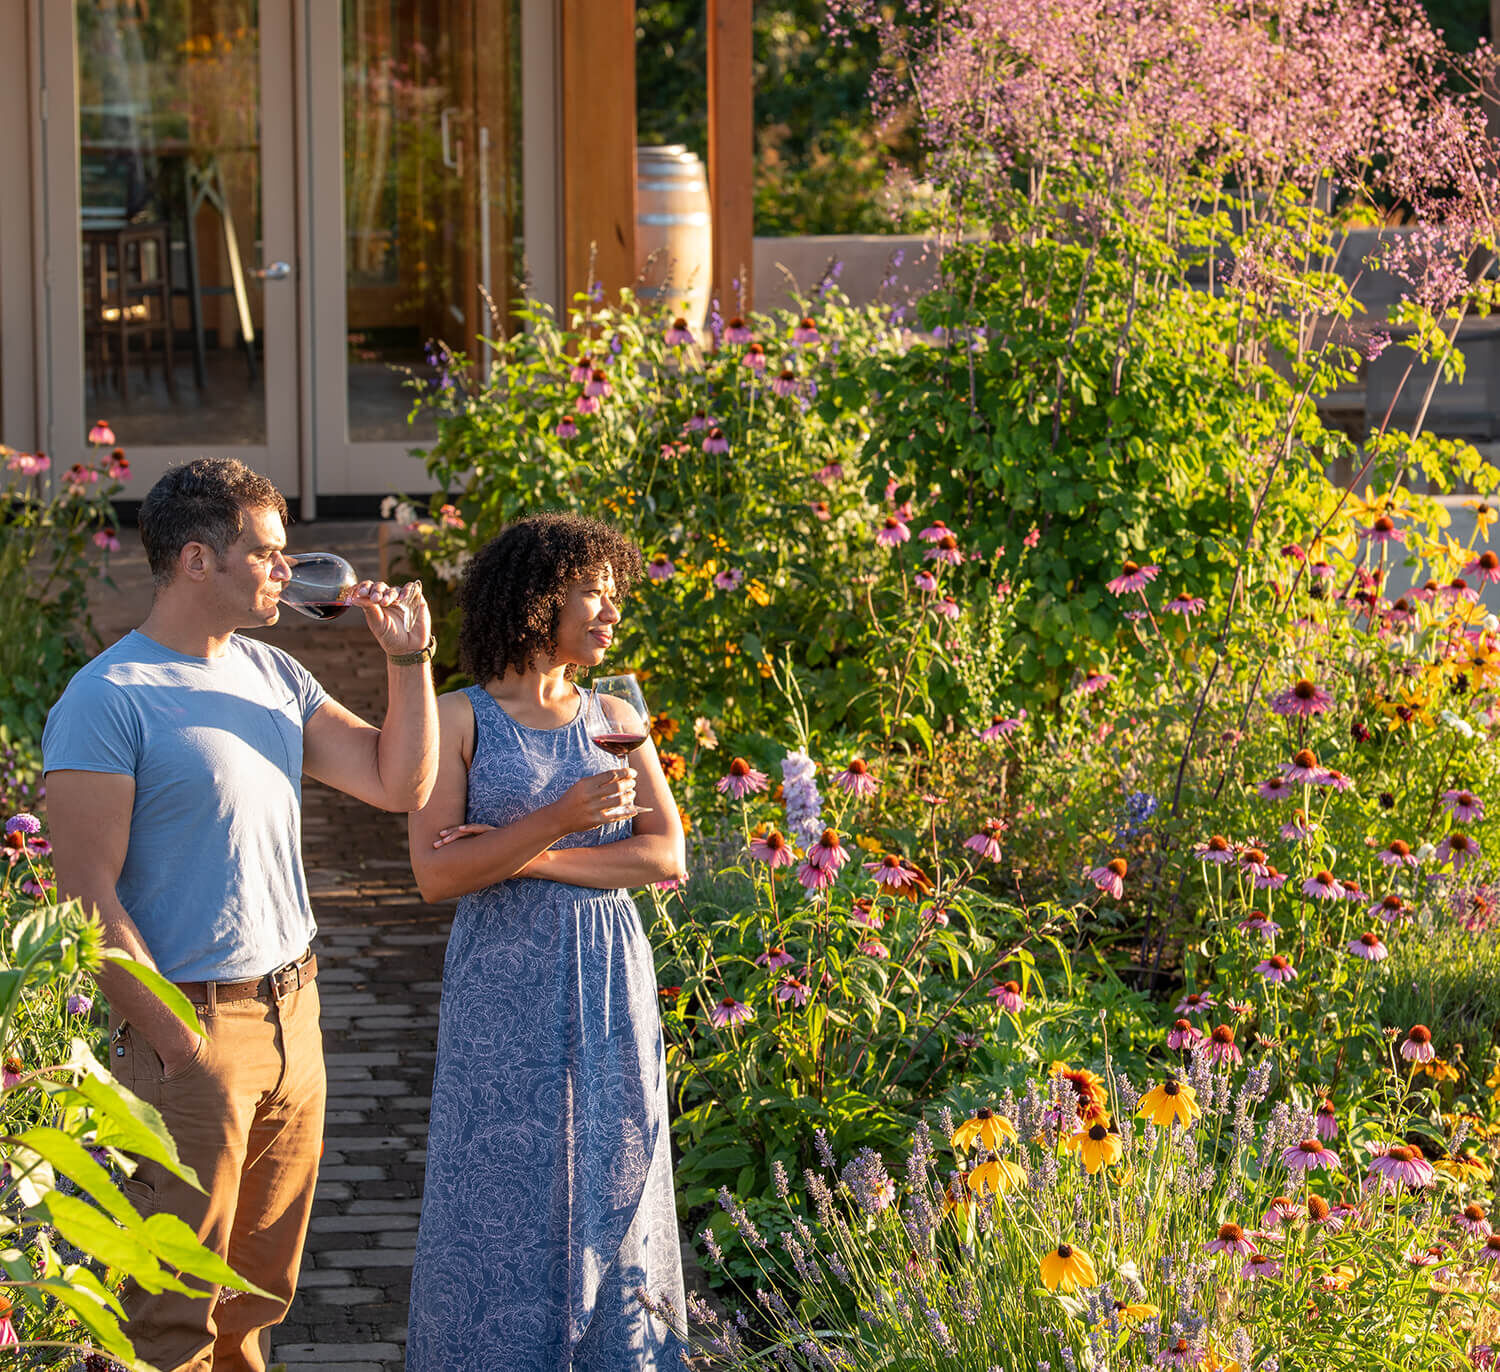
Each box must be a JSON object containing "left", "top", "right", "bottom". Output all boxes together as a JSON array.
[
  {"left": 1252, "top": 868, "right": 1287, "bottom": 893},
  {"left": 1088, "top": 858, "right": 1127, "bottom": 899},
  {"left": 858, "top": 939, "right": 889, "bottom": 959},
  {"left": 1348, "top": 931, "right": 1388, "bottom": 961},
  {"left": 1156, "top": 1337, "right": 1208, "bottom": 1367},
  {"left": 980, "top": 712, "right": 1026, "bottom": 740},
  {"left": 1282, "top": 1137, "right": 1340, "bottom": 1173},
  {"left": 1262, "top": 1195, "right": 1302, "bottom": 1230},
  {"left": 1039, "top": 1242, "right": 1096, "bottom": 1293},
  {"left": 952, "top": 1106, "right": 1019, "bottom": 1153},
  {"left": 87, "top": 420, "right": 116, "bottom": 446},
  {"left": 1437, "top": 832, "right": 1480, "bottom": 869},
  {"left": 1106, "top": 560, "right": 1160, "bottom": 595},
  {"left": 646, "top": 556, "right": 675, "bottom": 581},
  {"left": 965, "top": 821, "right": 1005, "bottom": 862},
  {"left": 1464, "top": 550, "right": 1500, "bottom": 584},
  {"left": 919, "top": 520, "right": 951, "bottom": 543},
  {"left": 1479, "top": 1235, "right": 1500, "bottom": 1265},
  {"left": 1442, "top": 789, "right": 1485, "bottom": 823},
  {"left": 716, "top": 757, "right": 769, "bottom": 799},
  {"left": 1167, "top": 591, "right": 1206, "bottom": 618},
  {"left": 1455, "top": 1203, "right": 1493, "bottom": 1239},
  {"left": 1237, "top": 846, "right": 1270, "bottom": 879},
  {"left": 1204, "top": 1024, "right": 1241, "bottom": 1066},
  {"left": 1316, "top": 1099, "right": 1338, "bottom": 1141},
  {"left": 834, "top": 759, "right": 879, "bottom": 797},
  {"left": 1066, "top": 1121, "right": 1123, "bottom": 1173},
  {"left": 810, "top": 500, "right": 831, "bottom": 521},
  {"left": 1257, "top": 776, "right": 1294, "bottom": 801},
  {"left": 1271, "top": 678, "right": 1333, "bottom": 716},
  {"left": 1283, "top": 749, "right": 1324, "bottom": 783},
  {"left": 969, "top": 1156, "right": 1027, "bottom": 1195},
  {"left": 93, "top": 530, "right": 121, "bottom": 552},
  {"left": 775, "top": 975, "right": 809, "bottom": 1007},
  {"left": 1194, "top": 835, "right": 1235, "bottom": 864},
  {"left": 1112, "top": 1299, "right": 1160, "bottom": 1328},
  {"left": 713, "top": 568, "right": 744, "bottom": 591},
  {"left": 1138, "top": 1079, "right": 1201, "bottom": 1128},
  {"left": 710, "top": 997, "right": 753, "bottom": 1028},
  {"left": 750, "top": 831, "right": 797, "bottom": 868},
  {"left": 771, "top": 369, "right": 798, "bottom": 398},
  {"left": 1176, "top": 990, "right": 1215, "bottom": 1016},
  {"left": 1280, "top": 809, "right": 1316, "bottom": 842},
  {"left": 795, "top": 860, "right": 836, "bottom": 892},
  {"left": 724, "top": 316, "right": 753, "bottom": 345},
  {"left": 741, "top": 342, "right": 767, "bottom": 373},
  {"left": 568, "top": 356, "right": 595, "bottom": 384},
  {"left": 792, "top": 316, "right": 820, "bottom": 346},
  {"left": 1368, "top": 1143, "right": 1435, "bottom": 1190},
  {"left": 1167, "top": 1019, "right": 1203, "bottom": 1051},
  {"left": 988, "top": 980, "right": 1025, "bottom": 1013},
  {"left": 924, "top": 533, "right": 965, "bottom": 566},
  {"left": 584, "top": 367, "right": 611, "bottom": 399},
  {"left": 702, "top": 427, "right": 730, "bottom": 456},
  {"left": 1442, "top": 576, "right": 1478, "bottom": 604},
  {"left": 914, "top": 570, "right": 937, "bottom": 593},
  {"left": 935, "top": 595, "right": 960, "bottom": 619},
  {"left": 807, "top": 829, "right": 849, "bottom": 872},
  {"left": 1205, "top": 1222, "right": 1256, "bottom": 1256},
  {"left": 1241, "top": 1252, "right": 1281, "bottom": 1280},
  {"left": 1255, "top": 954, "right": 1297, "bottom": 985},
  {"left": 874, "top": 515, "right": 911, "bottom": 549},
  {"left": 1076, "top": 670, "right": 1116, "bottom": 695},
  {"left": 1371, "top": 894, "right": 1409, "bottom": 923},
  {"left": 1377, "top": 838, "right": 1418, "bottom": 867},
  {"left": 1303, "top": 870, "right": 1344, "bottom": 900},
  {"left": 1400, "top": 1025, "right": 1435, "bottom": 1062},
  {"left": 1363, "top": 514, "right": 1405, "bottom": 545}
]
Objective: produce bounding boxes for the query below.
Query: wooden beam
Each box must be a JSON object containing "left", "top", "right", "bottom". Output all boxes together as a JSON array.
[
  {"left": 707, "top": 0, "right": 753, "bottom": 310},
  {"left": 560, "top": 0, "right": 636, "bottom": 311}
]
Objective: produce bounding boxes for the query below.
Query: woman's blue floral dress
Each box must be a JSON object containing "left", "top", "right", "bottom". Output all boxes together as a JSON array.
[{"left": 407, "top": 686, "right": 686, "bottom": 1370}]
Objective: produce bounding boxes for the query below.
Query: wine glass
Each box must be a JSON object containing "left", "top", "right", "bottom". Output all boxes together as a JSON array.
[
  {"left": 588, "top": 673, "right": 655, "bottom": 819},
  {"left": 280, "top": 552, "right": 423, "bottom": 626}
]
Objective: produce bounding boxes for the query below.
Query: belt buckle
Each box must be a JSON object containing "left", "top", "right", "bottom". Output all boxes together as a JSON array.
[{"left": 270, "top": 958, "right": 302, "bottom": 1004}]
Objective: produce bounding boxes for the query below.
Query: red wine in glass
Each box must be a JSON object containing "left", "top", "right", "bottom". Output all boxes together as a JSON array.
[
  {"left": 281, "top": 552, "right": 358, "bottom": 622},
  {"left": 588, "top": 674, "right": 654, "bottom": 817},
  {"left": 592, "top": 732, "right": 648, "bottom": 757}
]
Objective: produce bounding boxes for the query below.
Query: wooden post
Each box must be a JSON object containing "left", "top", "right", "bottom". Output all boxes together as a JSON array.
[
  {"left": 707, "top": 0, "right": 753, "bottom": 312},
  {"left": 559, "top": 0, "right": 636, "bottom": 311}
]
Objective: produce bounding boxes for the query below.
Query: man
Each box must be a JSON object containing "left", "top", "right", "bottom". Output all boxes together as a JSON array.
[{"left": 43, "top": 458, "right": 439, "bottom": 1372}]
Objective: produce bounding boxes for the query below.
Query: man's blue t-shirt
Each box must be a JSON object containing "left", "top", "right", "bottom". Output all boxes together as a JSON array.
[{"left": 41, "top": 630, "right": 329, "bottom": 982}]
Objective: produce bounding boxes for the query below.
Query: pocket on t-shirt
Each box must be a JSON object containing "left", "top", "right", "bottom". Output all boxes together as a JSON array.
[{"left": 265, "top": 697, "right": 304, "bottom": 776}]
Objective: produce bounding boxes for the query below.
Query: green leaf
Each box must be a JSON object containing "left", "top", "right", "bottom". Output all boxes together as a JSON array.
[
  {"left": 33, "top": 1193, "right": 158, "bottom": 1283},
  {"left": 141, "top": 1211, "right": 277, "bottom": 1296},
  {"left": 25, "top": 1274, "right": 144, "bottom": 1364},
  {"left": 104, "top": 953, "right": 203, "bottom": 1036},
  {"left": 8, "top": 1126, "right": 143, "bottom": 1227}
]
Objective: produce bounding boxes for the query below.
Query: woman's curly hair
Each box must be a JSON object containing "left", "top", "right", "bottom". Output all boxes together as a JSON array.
[{"left": 457, "top": 513, "right": 642, "bottom": 682}]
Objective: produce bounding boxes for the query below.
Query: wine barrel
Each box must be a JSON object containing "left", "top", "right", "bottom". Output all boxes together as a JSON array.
[{"left": 635, "top": 145, "right": 713, "bottom": 327}]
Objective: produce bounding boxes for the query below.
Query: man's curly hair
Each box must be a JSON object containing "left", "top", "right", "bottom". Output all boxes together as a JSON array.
[{"left": 457, "top": 513, "right": 642, "bottom": 682}]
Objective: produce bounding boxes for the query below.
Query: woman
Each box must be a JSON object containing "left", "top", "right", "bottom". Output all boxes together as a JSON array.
[{"left": 405, "top": 514, "right": 688, "bottom": 1370}]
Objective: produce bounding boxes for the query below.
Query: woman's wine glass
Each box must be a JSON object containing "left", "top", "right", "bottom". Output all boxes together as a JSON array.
[{"left": 588, "top": 673, "right": 654, "bottom": 819}]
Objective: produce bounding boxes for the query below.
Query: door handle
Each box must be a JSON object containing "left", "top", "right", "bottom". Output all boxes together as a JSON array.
[{"left": 255, "top": 261, "right": 292, "bottom": 281}]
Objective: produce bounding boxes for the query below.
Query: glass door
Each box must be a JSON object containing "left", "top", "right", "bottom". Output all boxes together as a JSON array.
[
  {"left": 304, "top": 0, "right": 521, "bottom": 502},
  {"left": 40, "top": 0, "right": 299, "bottom": 496}
]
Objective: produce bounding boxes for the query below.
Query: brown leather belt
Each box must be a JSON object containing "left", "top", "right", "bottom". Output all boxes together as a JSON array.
[{"left": 175, "top": 948, "right": 318, "bottom": 1009}]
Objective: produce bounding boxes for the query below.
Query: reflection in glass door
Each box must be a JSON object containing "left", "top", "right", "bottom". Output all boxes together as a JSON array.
[
  {"left": 339, "top": 0, "right": 521, "bottom": 444},
  {"left": 75, "top": 2, "right": 293, "bottom": 455}
]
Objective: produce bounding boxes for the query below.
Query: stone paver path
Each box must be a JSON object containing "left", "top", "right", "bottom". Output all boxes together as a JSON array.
[{"left": 86, "top": 522, "right": 708, "bottom": 1372}]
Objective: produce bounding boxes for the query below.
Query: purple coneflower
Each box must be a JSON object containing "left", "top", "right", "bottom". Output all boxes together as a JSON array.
[
  {"left": 1310, "top": 559, "right": 1336, "bottom": 580},
  {"left": 741, "top": 343, "right": 767, "bottom": 373},
  {"left": 807, "top": 829, "right": 849, "bottom": 872},
  {"left": 1465, "top": 550, "right": 1500, "bottom": 584},
  {"left": 858, "top": 939, "right": 890, "bottom": 959},
  {"left": 1262, "top": 1195, "right": 1302, "bottom": 1229},
  {"left": 710, "top": 996, "right": 753, "bottom": 1029},
  {"left": 919, "top": 519, "right": 950, "bottom": 543},
  {"left": 702, "top": 427, "right": 730, "bottom": 456},
  {"left": 980, "top": 712, "right": 1025, "bottom": 740},
  {"left": 924, "top": 534, "right": 965, "bottom": 566},
  {"left": 1205, "top": 1221, "right": 1256, "bottom": 1256},
  {"left": 914, "top": 570, "right": 938, "bottom": 593},
  {"left": 1255, "top": 954, "right": 1297, "bottom": 985},
  {"left": 796, "top": 861, "right": 836, "bottom": 892},
  {"left": 716, "top": 757, "right": 769, "bottom": 799},
  {"left": 934, "top": 595, "right": 960, "bottom": 619},
  {"left": 849, "top": 900, "right": 883, "bottom": 930},
  {"left": 1176, "top": 990, "right": 1215, "bottom": 1016},
  {"left": 1303, "top": 870, "right": 1344, "bottom": 900},
  {"left": 1377, "top": 838, "right": 1418, "bottom": 867},
  {"left": 1105, "top": 560, "right": 1160, "bottom": 595},
  {"left": 646, "top": 557, "right": 675, "bottom": 581},
  {"left": 1257, "top": 776, "right": 1294, "bottom": 801},
  {"left": 1088, "top": 858, "right": 1128, "bottom": 899},
  {"left": 1193, "top": 834, "right": 1235, "bottom": 864},
  {"left": 724, "top": 316, "right": 753, "bottom": 345},
  {"left": 810, "top": 500, "right": 831, "bottom": 521},
  {"left": 569, "top": 357, "right": 594, "bottom": 383},
  {"left": 1347, "top": 931, "right": 1388, "bottom": 961},
  {"left": 1282, "top": 1137, "right": 1340, "bottom": 1173},
  {"left": 1370, "top": 894, "right": 1408, "bottom": 924},
  {"left": 988, "top": 980, "right": 1025, "bottom": 1013},
  {"left": 1253, "top": 867, "right": 1288, "bottom": 892},
  {"left": 775, "top": 975, "right": 809, "bottom": 1006},
  {"left": 1363, "top": 514, "right": 1405, "bottom": 545},
  {"left": 685, "top": 410, "right": 709, "bottom": 431},
  {"left": 1237, "top": 846, "right": 1270, "bottom": 879},
  {"left": 1237, "top": 914, "right": 1282, "bottom": 934},
  {"left": 1075, "top": 670, "right": 1116, "bottom": 695},
  {"left": 792, "top": 316, "right": 820, "bottom": 346},
  {"left": 1283, "top": 748, "right": 1324, "bottom": 783},
  {"left": 1241, "top": 1252, "right": 1281, "bottom": 1280},
  {"left": 750, "top": 831, "right": 797, "bottom": 868},
  {"left": 1456, "top": 1203, "right": 1492, "bottom": 1239},
  {"left": 1442, "top": 576, "right": 1478, "bottom": 604},
  {"left": 555, "top": 416, "right": 578, "bottom": 440},
  {"left": 1204, "top": 1023, "right": 1241, "bottom": 1066},
  {"left": 755, "top": 944, "right": 795, "bottom": 968},
  {"left": 1443, "top": 789, "right": 1485, "bottom": 823},
  {"left": 1316, "top": 1099, "right": 1338, "bottom": 1141},
  {"left": 88, "top": 420, "right": 116, "bottom": 447},
  {"left": 1481, "top": 1235, "right": 1500, "bottom": 1265},
  {"left": 1156, "top": 1337, "right": 1206, "bottom": 1367},
  {"left": 1438, "top": 832, "right": 1481, "bottom": 869},
  {"left": 1400, "top": 1024, "right": 1435, "bottom": 1062},
  {"left": 575, "top": 394, "right": 600, "bottom": 416},
  {"left": 664, "top": 317, "right": 694, "bottom": 347},
  {"left": 1271, "top": 678, "right": 1333, "bottom": 716},
  {"left": 1166, "top": 591, "right": 1206, "bottom": 618},
  {"left": 713, "top": 568, "right": 744, "bottom": 592},
  {"left": 1317, "top": 768, "right": 1355, "bottom": 793},
  {"left": 1368, "top": 1143, "right": 1435, "bottom": 1190},
  {"left": 93, "top": 530, "right": 121, "bottom": 552},
  {"left": 834, "top": 758, "right": 879, "bottom": 797},
  {"left": 585, "top": 368, "right": 611, "bottom": 399},
  {"left": 964, "top": 821, "right": 1005, "bottom": 863},
  {"left": 816, "top": 461, "right": 843, "bottom": 484},
  {"left": 66, "top": 993, "right": 93, "bottom": 1016},
  {"left": 1280, "top": 809, "right": 1316, "bottom": 842},
  {"left": 1167, "top": 1018, "right": 1203, "bottom": 1051},
  {"left": 865, "top": 854, "right": 914, "bottom": 889},
  {"left": 1340, "top": 877, "right": 1366, "bottom": 903},
  {"left": 771, "top": 368, "right": 798, "bottom": 398},
  {"left": 874, "top": 515, "right": 910, "bottom": 548}
]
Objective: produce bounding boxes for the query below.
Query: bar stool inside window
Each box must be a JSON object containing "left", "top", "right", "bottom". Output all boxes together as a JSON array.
[{"left": 82, "top": 221, "right": 176, "bottom": 407}]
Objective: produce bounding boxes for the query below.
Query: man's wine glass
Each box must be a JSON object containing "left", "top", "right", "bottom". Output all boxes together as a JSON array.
[
  {"left": 588, "top": 673, "right": 654, "bottom": 819},
  {"left": 281, "top": 552, "right": 422, "bottom": 627}
]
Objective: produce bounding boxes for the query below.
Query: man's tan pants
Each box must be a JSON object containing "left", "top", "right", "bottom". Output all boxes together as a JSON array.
[{"left": 108, "top": 980, "right": 325, "bottom": 1372}]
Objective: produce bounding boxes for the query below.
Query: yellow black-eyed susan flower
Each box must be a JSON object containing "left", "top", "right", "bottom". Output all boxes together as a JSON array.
[
  {"left": 951, "top": 1106, "right": 1018, "bottom": 1154},
  {"left": 1066, "top": 1121, "right": 1124, "bottom": 1174},
  {"left": 969, "top": 1157, "right": 1026, "bottom": 1195},
  {"left": 1040, "top": 1242, "right": 1097, "bottom": 1292},
  {"left": 1137, "top": 1078, "right": 1201, "bottom": 1129}
]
